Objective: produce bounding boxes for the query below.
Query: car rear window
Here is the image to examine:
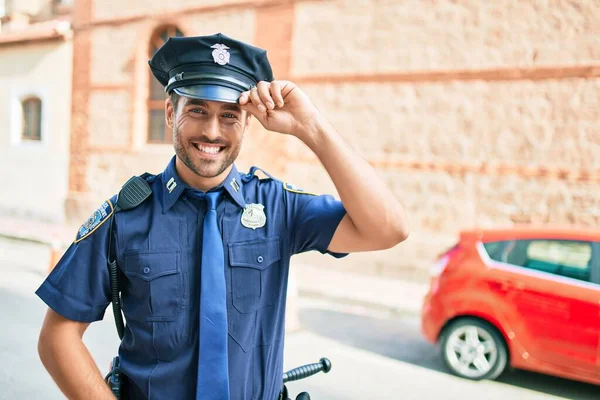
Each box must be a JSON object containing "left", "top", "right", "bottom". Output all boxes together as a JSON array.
[
  {"left": 483, "top": 239, "right": 593, "bottom": 283},
  {"left": 527, "top": 241, "right": 591, "bottom": 269},
  {"left": 482, "top": 241, "right": 509, "bottom": 262},
  {"left": 526, "top": 241, "right": 591, "bottom": 281}
]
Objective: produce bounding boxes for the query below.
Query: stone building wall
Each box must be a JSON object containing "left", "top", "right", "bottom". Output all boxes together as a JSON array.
[{"left": 68, "top": 0, "right": 600, "bottom": 278}]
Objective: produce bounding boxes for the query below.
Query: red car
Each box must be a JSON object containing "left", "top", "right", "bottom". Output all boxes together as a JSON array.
[{"left": 421, "top": 227, "right": 600, "bottom": 385}]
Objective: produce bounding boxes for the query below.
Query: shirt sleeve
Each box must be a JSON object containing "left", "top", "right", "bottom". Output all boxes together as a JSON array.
[
  {"left": 285, "top": 186, "right": 347, "bottom": 257},
  {"left": 35, "top": 198, "right": 116, "bottom": 322}
]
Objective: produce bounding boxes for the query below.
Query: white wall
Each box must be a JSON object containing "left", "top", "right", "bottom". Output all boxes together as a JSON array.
[
  {"left": 0, "top": 40, "right": 73, "bottom": 223},
  {"left": 10, "top": 0, "right": 47, "bottom": 16}
]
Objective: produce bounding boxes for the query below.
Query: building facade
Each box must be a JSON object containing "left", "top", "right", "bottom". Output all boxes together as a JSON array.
[
  {"left": 0, "top": 0, "right": 73, "bottom": 223},
  {"left": 5, "top": 0, "right": 600, "bottom": 277}
]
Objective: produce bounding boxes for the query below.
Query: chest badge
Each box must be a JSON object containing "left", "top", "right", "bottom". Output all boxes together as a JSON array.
[{"left": 241, "top": 203, "right": 266, "bottom": 230}]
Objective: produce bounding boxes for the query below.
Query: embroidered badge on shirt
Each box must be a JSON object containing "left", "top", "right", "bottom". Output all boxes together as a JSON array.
[
  {"left": 241, "top": 204, "right": 266, "bottom": 230},
  {"left": 283, "top": 182, "right": 316, "bottom": 196},
  {"left": 211, "top": 44, "right": 230, "bottom": 66},
  {"left": 75, "top": 200, "right": 114, "bottom": 243}
]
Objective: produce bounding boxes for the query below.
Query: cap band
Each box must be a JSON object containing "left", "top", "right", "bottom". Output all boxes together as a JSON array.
[
  {"left": 173, "top": 85, "right": 243, "bottom": 104},
  {"left": 166, "top": 72, "right": 253, "bottom": 93}
]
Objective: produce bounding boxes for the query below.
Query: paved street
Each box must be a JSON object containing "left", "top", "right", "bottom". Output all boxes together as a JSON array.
[
  {"left": 287, "top": 299, "right": 600, "bottom": 400},
  {"left": 0, "top": 259, "right": 599, "bottom": 399}
]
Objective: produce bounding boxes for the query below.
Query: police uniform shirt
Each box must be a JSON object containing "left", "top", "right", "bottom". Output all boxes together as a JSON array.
[{"left": 36, "top": 156, "right": 347, "bottom": 399}]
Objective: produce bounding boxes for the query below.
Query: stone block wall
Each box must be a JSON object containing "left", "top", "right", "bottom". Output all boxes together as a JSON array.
[
  {"left": 286, "top": 0, "right": 600, "bottom": 277},
  {"left": 68, "top": 0, "right": 600, "bottom": 278}
]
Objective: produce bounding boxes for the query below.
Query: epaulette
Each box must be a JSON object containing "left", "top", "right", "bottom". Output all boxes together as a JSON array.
[
  {"left": 140, "top": 172, "right": 157, "bottom": 183},
  {"left": 243, "top": 166, "right": 278, "bottom": 183},
  {"left": 244, "top": 166, "right": 316, "bottom": 196}
]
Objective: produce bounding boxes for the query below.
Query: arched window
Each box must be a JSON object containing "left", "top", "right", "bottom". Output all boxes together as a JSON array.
[
  {"left": 148, "top": 26, "right": 184, "bottom": 144},
  {"left": 22, "top": 97, "right": 42, "bottom": 141}
]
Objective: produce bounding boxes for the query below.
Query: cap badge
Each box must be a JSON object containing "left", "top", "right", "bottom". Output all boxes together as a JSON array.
[
  {"left": 241, "top": 203, "right": 266, "bottom": 230},
  {"left": 211, "top": 44, "right": 230, "bottom": 66}
]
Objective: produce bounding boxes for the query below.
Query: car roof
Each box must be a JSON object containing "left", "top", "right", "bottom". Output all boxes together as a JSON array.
[{"left": 459, "top": 225, "right": 600, "bottom": 242}]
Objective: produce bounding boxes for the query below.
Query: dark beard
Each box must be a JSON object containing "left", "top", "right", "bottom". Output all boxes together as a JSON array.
[{"left": 172, "top": 126, "right": 239, "bottom": 179}]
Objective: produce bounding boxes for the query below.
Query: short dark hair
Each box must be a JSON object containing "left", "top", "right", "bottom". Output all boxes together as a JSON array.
[{"left": 169, "top": 91, "right": 180, "bottom": 110}]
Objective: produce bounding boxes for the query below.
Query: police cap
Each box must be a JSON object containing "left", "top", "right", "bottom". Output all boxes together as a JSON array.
[{"left": 148, "top": 33, "right": 274, "bottom": 104}]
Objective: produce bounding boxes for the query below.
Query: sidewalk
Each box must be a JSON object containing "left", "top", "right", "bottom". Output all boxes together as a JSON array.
[
  {"left": 294, "top": 264, "right": 428, "bottom": 317},
  {"left": 0, "top": 215, "right": 429, "bottom": 317}
]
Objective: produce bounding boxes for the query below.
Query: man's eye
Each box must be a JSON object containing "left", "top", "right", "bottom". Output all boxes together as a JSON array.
[
  {"left": 222, "top": 113, "right": 237, "bottom": 119},
  {"left": 190, "top": 108, "right": 205, "bottom": 114}
]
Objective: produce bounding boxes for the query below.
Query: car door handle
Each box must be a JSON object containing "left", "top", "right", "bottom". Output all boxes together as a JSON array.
[{"left": 501, "top": 280, "right": 525, "bottom": 291}]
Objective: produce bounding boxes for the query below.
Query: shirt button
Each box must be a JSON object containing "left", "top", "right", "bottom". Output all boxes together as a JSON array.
[
  {"left": 143, "top": 267, "right": 150, "bottom": 274},
  {"left": 257, "top": 256, "right": 264, "bottom": 263},
  {"left": 182, "top": 196, "right": 187, "bottom": 201}
]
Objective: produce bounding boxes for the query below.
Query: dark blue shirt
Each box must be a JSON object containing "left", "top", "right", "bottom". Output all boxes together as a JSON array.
[{"left": 36, "top": 156, "right": 347, "bottom": 399}]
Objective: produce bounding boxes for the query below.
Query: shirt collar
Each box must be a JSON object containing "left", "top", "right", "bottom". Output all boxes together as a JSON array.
[
  {"left": 221, "top": 164, "right": 246, "bottom": 209},
  {"left": 161, "top": 156, "right": 246, "bottom": 212}
]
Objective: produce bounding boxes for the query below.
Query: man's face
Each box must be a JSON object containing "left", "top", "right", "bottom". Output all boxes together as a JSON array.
[{"left": 167, "top": 95, "right": 250, "bottom": 179}]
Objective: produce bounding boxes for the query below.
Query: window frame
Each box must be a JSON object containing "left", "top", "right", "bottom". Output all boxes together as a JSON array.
[
  {"left": 147, "top": 26, "right": 184, "bottom": 144},
  {"left": 21, "top": 96, "right": 43, "bottom": 141},
  {"left": 10, "top": 88, "right": 49, "bottom": 147}
]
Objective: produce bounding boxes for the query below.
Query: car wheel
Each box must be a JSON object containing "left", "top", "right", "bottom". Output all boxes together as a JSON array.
[{"left": 441, "top": 318, "right": 508, "bottom": 381}]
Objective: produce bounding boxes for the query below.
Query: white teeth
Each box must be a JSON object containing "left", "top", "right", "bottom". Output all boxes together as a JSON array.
[{"left": 196, "top": 144, "right": 220, "bottom": 154}]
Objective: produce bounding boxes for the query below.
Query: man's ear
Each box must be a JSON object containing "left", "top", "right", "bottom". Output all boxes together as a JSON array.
[{"left": 166, "top": 97, "right": 175, "bottom": 128}]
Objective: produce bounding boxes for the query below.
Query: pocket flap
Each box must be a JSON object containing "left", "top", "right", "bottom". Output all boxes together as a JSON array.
[
  {"left": 124, "top": 250, "right": 179, "bottom": 281},
  {"left": 229, "top": 237, "right": 281, "bottom": 270}
]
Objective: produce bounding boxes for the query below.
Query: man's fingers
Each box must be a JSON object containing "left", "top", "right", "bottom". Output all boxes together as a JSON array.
[
  {"left": 238, "top": 91, "right": 250, "bottom": 105},
  {"left": 240, "top": 102, "right": 263, "bottom": 119},
  {"left": 249, "top": 87, "right": 267, "bottom": 113},
  {"left": 269, "top": 81, "right": 284, "bottom": 108},
  {"left": 239, "top": 81, "right": 284, "bottom": 110},
  {"left": 257, "top": 82, "right": 275, "bottom": 110}
]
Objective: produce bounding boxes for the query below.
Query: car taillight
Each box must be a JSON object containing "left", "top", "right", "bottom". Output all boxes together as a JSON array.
[{"left": 429, "top": 244, "right": 460, "bottom": 278}]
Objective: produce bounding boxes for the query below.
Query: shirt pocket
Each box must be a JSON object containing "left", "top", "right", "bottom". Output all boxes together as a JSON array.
[
  {"left": 123, "top": 250, "right": 182, "bottom": 321},
  {"left": 122, "top": 249, "right": 188, "bottom": 361},
  {"left": 228, "top": 237, "right": 282, "bottom": 314}
]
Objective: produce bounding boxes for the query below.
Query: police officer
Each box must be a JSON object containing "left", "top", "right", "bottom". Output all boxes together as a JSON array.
[{"left": 36, "top": 33, "right": 409, "bottom": 400}]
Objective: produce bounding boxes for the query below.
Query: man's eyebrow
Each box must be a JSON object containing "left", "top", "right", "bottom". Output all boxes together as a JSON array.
[
  {"left": 221, "top": 103, "right": 242, "bottom": 112},
  {"left": 186, "top": 99, "right": 209, "bottom": 107},
  {"left": 185, "top": 99, "right": 242, "bottom": 112}
]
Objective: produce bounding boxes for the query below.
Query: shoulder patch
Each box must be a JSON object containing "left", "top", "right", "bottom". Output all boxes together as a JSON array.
[
  {"left": 74, "top": 200, "right": 114, "bottom": 243},
  {"left": 283, "top": 182, "right": 316, "bottom": 196}
]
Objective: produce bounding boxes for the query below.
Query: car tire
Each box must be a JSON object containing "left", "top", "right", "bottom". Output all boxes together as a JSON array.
[{"left": 440, "top": 318, "right": 508, "bottom": 381}]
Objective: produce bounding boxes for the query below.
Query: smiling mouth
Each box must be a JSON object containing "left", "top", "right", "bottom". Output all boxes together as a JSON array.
[{"left": 192, "top": 143, "right": 225, "bottom": 155}]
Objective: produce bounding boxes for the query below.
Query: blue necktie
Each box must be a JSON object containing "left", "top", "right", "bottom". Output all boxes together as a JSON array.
[{"left": 197, "top": 191, "right": 230, "bottom": 400}]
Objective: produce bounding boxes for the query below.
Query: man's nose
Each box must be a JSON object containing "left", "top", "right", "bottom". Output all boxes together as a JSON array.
[{"left": 203, "top": 116, "right": 221, "bottom": 139}]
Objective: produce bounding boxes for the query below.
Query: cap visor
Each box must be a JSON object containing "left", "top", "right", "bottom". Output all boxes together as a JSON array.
[{"left": 173, "top": 85, "right": 242, "bottom": 104}]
